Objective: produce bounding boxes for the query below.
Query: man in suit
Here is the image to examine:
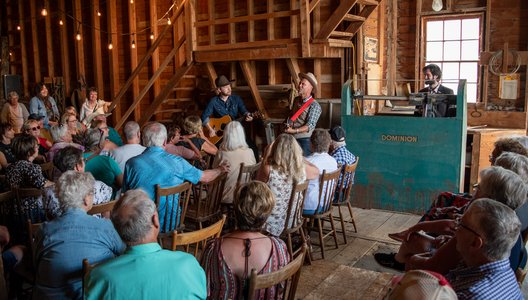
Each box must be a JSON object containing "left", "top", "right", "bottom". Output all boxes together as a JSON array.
[{"left": 416, "top": 64, "right": 454, "bottom": 117}]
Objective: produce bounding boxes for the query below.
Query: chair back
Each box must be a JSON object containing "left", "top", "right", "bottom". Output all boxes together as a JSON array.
[
  {"left": 335, "top": 157, "right": 359, "bottom": 204},
  {"left": 87, "top": 200, "right": 117, "bottom": 216},
  {"left": 314, "top": 169, "right": 341, "bottom": 215},
  {"left": 13, "top": 187, "right": 45, "bottom": 223},
  {"left": 188, "top": 173, "right": 227, "bottom": 226},
  {"left": 235, "top": 162, "right": 261, "bottom": 193},
  {"left": 0, "top": 191, "right": 14, "bottom": 225},
  {"left": 38, "top": 161, "right": 55, "bottom": 180},
  {"left": 282, "top": 181, "right": 309, "bottom": 235},
  {"left": 246, "top": 244, "right": 306, "bottom": 300},
  {"left": 155, "top": 182, "right": 192, "bottom": 234},
  {"left": 82, "top": 258, "right": 99, "bottom": 297},
  {"left": 171, "top": 214, "right": 226, "bottom": 257},
  {"left": 27, "top": 220, "right": 42, "bottom": 273}
]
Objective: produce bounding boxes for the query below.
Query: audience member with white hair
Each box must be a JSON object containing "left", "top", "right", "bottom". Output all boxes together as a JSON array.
[
  {"left": 446, "top": 198, "right": 522, "bottom": 299},
  {"left": 47, "top": 124, "right": 84, "bottom": 162},
  {"left": 85, "top": 189, "right": 206, "bottom": 300},
  {"left": 122, "top": 122, "right": 229, "bottom": 232},
  {"left": 33, "top": 171, "right": 125, "bottom": 299},
  {"left": 109, "top": 121, "right": 146, "bottom": 172}
]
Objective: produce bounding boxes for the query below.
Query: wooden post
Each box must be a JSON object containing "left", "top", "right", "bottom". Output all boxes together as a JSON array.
[
  {"left": 240, "top": 61, "right": 268, "bottom": 118},
  {"left": 267, "top": 0, "right": 276, "bottom": 84},
  {"left": 91, "top": 0, "right": 104, "bottom": 97},
  {"left": 299, "top": 0, "right": 311, "bottom": 57},
  {"left": 290, "top": 0, "right": 298, "bottom": 38},
  {"left": 314, "top": 59, "right": 321, "bottom": 98},
  {"left": 107, "top": 0, "right": 120, "bottom": 123},
  {"left": 185, "top": 0, "right": 196, "bottom": 65},
  {"left": 208, "top": 0, "right": 215, "bottom": 45},
  {"left": 248, "top": 0, "right": 255, "bottom": 42},
  {"left": 149, "top": 0, "right": 160, "bottom": 97},
  {"left": 414, "top": 0, "right": 422, "bottom": 92},
  {"left": 18, "top": 0, "right": 29, "bottom": 94},
  {"left": 204, "top": 62, "right": 218, "bottom": 88},
  {"left": 128, "top": 1, "right": 140, "bottom": 121},
  {"left": 59, "top": 0, "right": 71, "bottom": 98},
  {"left": 286, "top": 58, "right": 301, "bottom": 86},
  {"left": 44, "top": 0, "right": 54, "bottom": 78},
  {"left": 73, "top": 0, "right": 86, "bottom": 81},
  {"left": 30, "top": 1, "right": 41, "bottom": 82}
]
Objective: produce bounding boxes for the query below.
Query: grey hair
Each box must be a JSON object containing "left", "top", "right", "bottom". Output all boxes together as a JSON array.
[
  {"left": 220, "top": 121, "right": 248, "bottom": 151},
  {"left": 50, "top": 125, "right": 69, "bottom": 142},
  {"left": 310, "top": 128, "right": 331, "bottom": 153},
  {"left": 123, "top": 121, "right": 141, "bottom": 141},
  {"left": 469, "top": 198, "right": 521, "bottom": 261},
  {"left": 478, "top": 166, "right": 528, "bottom": 210},
  {"left": 494, "top": 152, "right": 528, "bottom": 183},
  {"left": 142, "top": 122, "right": 167, "bottom": 147},
  {"left": 111, "top": 189, "right": 156, "bottom": 245},
  {"left": 510, "top": 135, "right": 528, "bottom": 149},
  {"left": 56, "top": 171, "right": 95, "bottom": 212},
  {"left": 85, "top": 128, "right": 104, "bottom": 150}
]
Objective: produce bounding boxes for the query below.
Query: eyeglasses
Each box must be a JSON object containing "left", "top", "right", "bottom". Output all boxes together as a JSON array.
[
  {"left": 68, "top": 119, "right": 78, "bottom": 123},
  {"left": 30, "top": 126, "right": 41, "bottom": 131},
  {"left": 455, "top": 217, "right": 481, "bottom": 238}
]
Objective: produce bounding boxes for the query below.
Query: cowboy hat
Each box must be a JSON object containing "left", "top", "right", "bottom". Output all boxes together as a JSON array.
[
  {"left": 298, "top": 72, "right": 318, "bottom": 95},
  {"left": 215, "top": 75, "right": 235, "bottom": 88}
]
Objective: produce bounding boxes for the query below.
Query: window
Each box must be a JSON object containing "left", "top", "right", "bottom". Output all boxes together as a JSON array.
[{"left": 423, "top": 15, "right": 482, "bottom": 102}]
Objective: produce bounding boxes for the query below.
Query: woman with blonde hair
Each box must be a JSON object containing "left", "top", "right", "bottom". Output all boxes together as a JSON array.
[
  {"left": 256, "top": 133, "right": 319, "bottom": 236},
  {"left": 213, "top": 121, "right": 256, "bottom": 203},
  {"left": 182, "top": 115, "right": 218, "bottom": 156},
  {"left": 201, "top": 181, "right": 290, "bottom": 299}
]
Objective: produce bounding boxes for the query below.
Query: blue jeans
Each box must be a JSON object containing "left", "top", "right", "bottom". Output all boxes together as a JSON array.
[{"left": 296, "top": 138, "right": 311, "bottom": 157}]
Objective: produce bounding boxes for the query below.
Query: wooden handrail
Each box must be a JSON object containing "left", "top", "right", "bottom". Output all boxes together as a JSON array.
[{"left": 109, "top": 0, "right": 188, "bottom": 112}]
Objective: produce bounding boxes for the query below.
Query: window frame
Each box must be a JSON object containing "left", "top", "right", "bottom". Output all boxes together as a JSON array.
[{"left": 420, "top": 13, "right": 485, "bottom": 102}]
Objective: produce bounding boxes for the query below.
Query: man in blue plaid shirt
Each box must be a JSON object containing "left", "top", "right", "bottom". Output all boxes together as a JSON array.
[{"left": 329, "top": 126, "right": 356, "bottom": 167}]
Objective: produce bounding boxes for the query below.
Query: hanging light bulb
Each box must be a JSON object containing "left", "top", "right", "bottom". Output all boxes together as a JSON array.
[
  {"left": 432, "top": 0, "right": 443, "bottom": 11},
  {"left": 108, "top": 42, "right": 113, "bottom": 50},
  {"left": 130, "top": 0, "right": 134, "bottom": 3},
  {"left": 131, "top": 40, "right": 136, "bottom": 49},
  {"left": 97, "top": 10, "right": 101, "bottom": 17},
  {"left": 9, "top": 52, "right": 12, "bottom": 56},
  {"left": 150, "top": 32, "right": 155, "bottom": 40},
  {"left": 17, "top": 25, "right": 21, "bottom": 31},
  {"left": 167, "top": 17, "right": 171, "bottom": 25},
  {"left": 41, "top": 7, "right": 48, "bottom": 16},
  {"left": 76, "top": 30, "right": 81, "bottom": 41},
  {"left": 59, "top": 19, "right": 64, "bottom": 26}
]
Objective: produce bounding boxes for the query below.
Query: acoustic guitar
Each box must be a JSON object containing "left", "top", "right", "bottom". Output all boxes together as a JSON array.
[{"left": 207, "top": 111, "right": 263, "bottom": 145}]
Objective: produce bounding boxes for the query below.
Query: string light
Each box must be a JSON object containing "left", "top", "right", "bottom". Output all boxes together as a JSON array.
[
  {"left": 41, "top": 7, "right": 48, "bottom": 16},
  {"left": 131, "top": 33, "right": 136, "bottom": 49},
  {"left": 16, "top": 25, "right": 21, "bottom": 31},
  {"left": 97, "top": 10, "right": 101, "bottom": 17},
  {"left": 150, "top": 32, "right": 154, "bottom": 40},
  {"left": 108, "top": 41, "right": 113, "bottom": 50},
  {"left": 130, "top": 0, "right": 134, "bottom": 3},
  {"left": 167, "top": 17, "right": 171, "bottom": 25},
  {"left": 59, "top": 19, "right": 63, "bottom": 26}
]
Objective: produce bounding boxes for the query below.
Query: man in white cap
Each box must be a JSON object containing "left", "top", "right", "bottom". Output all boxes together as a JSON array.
[
  {"left": 284, "top": 72, "right": 322, "bottom": 156},
  {"left": 201, "top": 75, "right": 253, "bottom": 138}
]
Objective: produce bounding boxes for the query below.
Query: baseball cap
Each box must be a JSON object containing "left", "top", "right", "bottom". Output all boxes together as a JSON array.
[
  {"left": 384, "top": 270, "right": 457, "bottom": 300},
  {"left": 330, "top": 126, "right": 346, "bottom": 142}
]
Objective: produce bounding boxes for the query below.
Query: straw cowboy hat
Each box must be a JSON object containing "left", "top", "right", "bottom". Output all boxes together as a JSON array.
[{"left": 298, "top": 72, "right": 318, "bottom": 95}]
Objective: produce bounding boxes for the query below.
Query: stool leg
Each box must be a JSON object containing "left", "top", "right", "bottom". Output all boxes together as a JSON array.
[
  {"left": 299, "top": 227, "right": 312, "bottom": 265},
  {"left": 337, "top": 205, "right": 347, "bottom": 244},
  {"left": 329, "top": 214, "right": 339, "bottom": 249},
  {"left": 317, "top": 218, "right": 325, "bottom": 259},
  {"left": 347, "top": 202, "right": 357, "bottom": 233}
]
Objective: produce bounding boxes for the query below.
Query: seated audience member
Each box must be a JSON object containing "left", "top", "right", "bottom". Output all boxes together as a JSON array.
[
  {"left": 90, "top": 113, "right": 123, "bottom": 146},
  {"left": 63, "top": 107, "right": 86, "bottom": 144},
  {"left": 511, "top": 135, "right": 528, "bottom": 149},
  {"left": 79, "top": 87, "right": 112, "bottom": 127},
  {"left": 1, "top": 225, "right": 25, "bottom": 280},
  {"left": 0, "top": 123, "right": 16, "bottom": 169},
  {"left": 85, "top": 189, "right": 206, "bottom": 300},
  {"left": 257, "top": 133, "right": 318, "bottom": 236},
  {"left": 33, "top": 171, "right": 125, "bottom": 299},
  {"left": 43, "top": 146, "right": 112, "bottom": 218},
  {"left": 47, "top": 124, "right": 84, "bottom": 162},
  {"left": 23, "top": 118, "right": 51, "bottom": 156},
  {"left": 329, "top": 125, "right": 357, "bottom": 202},
  {"left": 165, "top": 123, "right": 201, "bottom": 160},
  {"left": 122, "top": 122, "right": 229, "bottom": 232},
  {"left": 83, "top": 128, "right": 122, "bottom": 193},
  {"left": 304, "top": 128, "right": 339, "bottom": 214},
  {"left": 384, "top": 270, "right": 457, "bottom": 300},
  {"left": 29, "top": 82, "right": 60, "bottom": 128},
  {"left": 375, "top": 166, "right": 528, "bottom": 274},
  {"left": 1, "top": 91, "right": 29, "bottom": 133},
  {"left": 201, "top": 181, "right": 290, "bottom": 299},
  {"left": 213, "top": 121, "right": 256, "bottom": 204},
  {"left": 90, "top": 119, "right": 118, "bottom": 153},
  {"left": 6, "top": 134, "right": 53, "bottom": 224},
  {"left": 446, "top": 199, "right": 522, "bottom": 299},
  {"left": 109, "top": 121, "right": 146, "bottom": 172},
  {"left": 489, "top": 137, "right": 528, "bottom": 164},
  {"left": 182, "top": 115, "right": 218, "bottom": 156}
]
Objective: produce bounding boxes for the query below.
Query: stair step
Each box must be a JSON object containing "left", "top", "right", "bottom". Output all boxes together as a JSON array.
[
  {"left": 330, "top": 31, "right": 355, "bottom": 38},
  {"left": 173, "top": 87, "right": 195, "bottom": 91},
  {"left": 357, "top": 0, "right": 378, "bottom": 6},
  {"left": 343, "top": 14, "right": 365, "bottom": 22},
  {"left": 156, "top": 108, "right": 184, "bottom": 114},
  {"left": 163, "top": 98, "right": 194, "bottom": 104}
]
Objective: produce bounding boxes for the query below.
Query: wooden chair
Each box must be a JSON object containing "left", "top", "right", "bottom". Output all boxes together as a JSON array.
[
  {"left": 302, "top": 169, "right": 341, "bottom": 259},
  {"left": 38, "top": 161, "right": 55, "bottom": 180},
  {"left": 13, "top": 187, "right": 45, "bottom": 224},
  {"left": 0, "top": 190, "right": 14, "bottom": 226},
  {"left": 281, "top": 181, "right": 311, "bottom": 264},
  {"left": 170, "top": 214, "right": 226, "bottom": 257},
  {"left": 155, "top": 182, "right": 192, "bottom": 248},
  {"left": 187, "top": 173, "right": 227, "bottom": 229},
  {"left": 246, "top": 244, "right": 306, "bottom": 300},
  {"left": 82, "top": 258, "right": 99, "bottom": 298},
  {"left": 235, "top": 162, "right": 262, "bottom": 192},
  {"left": 332, "top": 158, "right": 359, "bottom": 244},
  {"left": 87, "top": 200, "right": 117, "bottom": 216}
]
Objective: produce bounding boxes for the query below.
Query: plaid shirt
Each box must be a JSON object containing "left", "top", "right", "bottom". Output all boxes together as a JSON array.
[
  {"left": 304, "top": 99, "right": 322, "bottom": 131},
  {"left": 446, "top": 259, "right": 522, "bottom": 300},
  {"left": 331, "top": 145, "right": 356, "bottom": 201}
]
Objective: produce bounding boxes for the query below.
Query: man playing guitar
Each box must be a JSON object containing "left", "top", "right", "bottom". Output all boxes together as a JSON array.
[
  {"left": 284, "top": 72, "right": 322, "bottom": 156},
  {"left": 201, "top": 75, "right": 253, "bottom": 138}
]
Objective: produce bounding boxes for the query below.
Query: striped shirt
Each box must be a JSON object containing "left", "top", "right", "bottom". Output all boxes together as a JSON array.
[{"left": 446, "top": 259, "right": 522, "bottom": 300}]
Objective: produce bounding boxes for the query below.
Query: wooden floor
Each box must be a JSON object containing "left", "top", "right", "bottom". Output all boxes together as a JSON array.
[{"left": 297, "top": 207, "right": 528, "bottom": 299}]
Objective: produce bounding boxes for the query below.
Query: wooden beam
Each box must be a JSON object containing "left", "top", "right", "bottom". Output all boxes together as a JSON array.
[
  {"left": 309, "top": 0, "right": 321, "bottom": 13},
  {"left": 29, "top": 1, "right": 41, "bottom": 82},
  {"left": 128, "top": 1, "right": 140, "bottom": 121},
  {"left": 91, "top": 0, "right": 104, "bottom": 97},
  {"left": 290, "top": 0, "right": 298, "bottom": 38},
  {"left": 18, "top": 0, "right": 29, "bottom": 94},
  {"left": 107, "top": 0, "right": 120, "bottom": 123},
  {"left": 58, "top": 0, "right": 71, "bottom": 97},
  {"left": 194, "top": 10, "right": 299, "bottom": 27},
  {"left": 387, "top": 0, "right": 397, "bottom": 96},
  {"left": 248, "top": 0, "right": 255, "bottom": 42},
  {"left": 195, "top": 38, "right": 298, "bottom": 52},
  {"left": 286, "top": 58, "right": 301, "bottom": 86},
  {"left": 195, "top": 44, "right": 300, "bottom": 62},
  {"left": 185, "top": 0, "right": 196, "bottom": 65},
  {"left": 73, "top": 0, "right": 85, "bottom": 81},
  {"left": 299, "top": 0, "right": 311, "bottom": 57},
  {"left": 208, "top": 0, "right": 215, "bottom": 45},
  {"left": 149, "top": 0, "right": 160, "bottom": 97},
  {"left": 240, "top": 61, "right": 268, "bottom": 118},
  {"left": 315, "top": 0, "right": 357, "bottom": 40},
  {"left": 229, "top": 0, "right": 236, "bottom": 44},
  {"left": 414, "top": 0, "right": 422, "bottom": 92},
  {"left": 267, "top": 0, "right": 276, "bottom": 84},
  {"left": 116, "top": 43, "right": 180, "bottom": 130},
  {"left": 44, "top": 0, "right": 54, "bottom": 77},
  {"left": 482, "top": 0, "right": 491, "bottom": 106},
  {"left": 204, "top": 62, "right": 217, "bottom": 88},
  {"left": 314, "top": 59, "right": 321, "bottom": 98},
  {"left": 138, "top": 63, "right": 193, "bottom": 126},
  {"left": 344, "top": 3, "right": 379, "bottom": 36}
]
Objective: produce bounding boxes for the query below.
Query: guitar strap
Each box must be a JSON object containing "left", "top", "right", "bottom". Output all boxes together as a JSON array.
[{"left": 289, "top": 96, "right": 314, "bottom": 122}]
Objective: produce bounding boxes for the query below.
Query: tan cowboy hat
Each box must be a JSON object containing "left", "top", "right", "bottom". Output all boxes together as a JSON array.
[
  {"left": 298, "top": 72, "right": 318, "bottom": 95},
  {"left": 215, "top": 75, "right": 235, "bottom": 88}
]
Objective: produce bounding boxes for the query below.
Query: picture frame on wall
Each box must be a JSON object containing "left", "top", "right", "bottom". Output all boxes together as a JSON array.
[{"left": 364, "top": 36, "right": 378, "bottom": 63}]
